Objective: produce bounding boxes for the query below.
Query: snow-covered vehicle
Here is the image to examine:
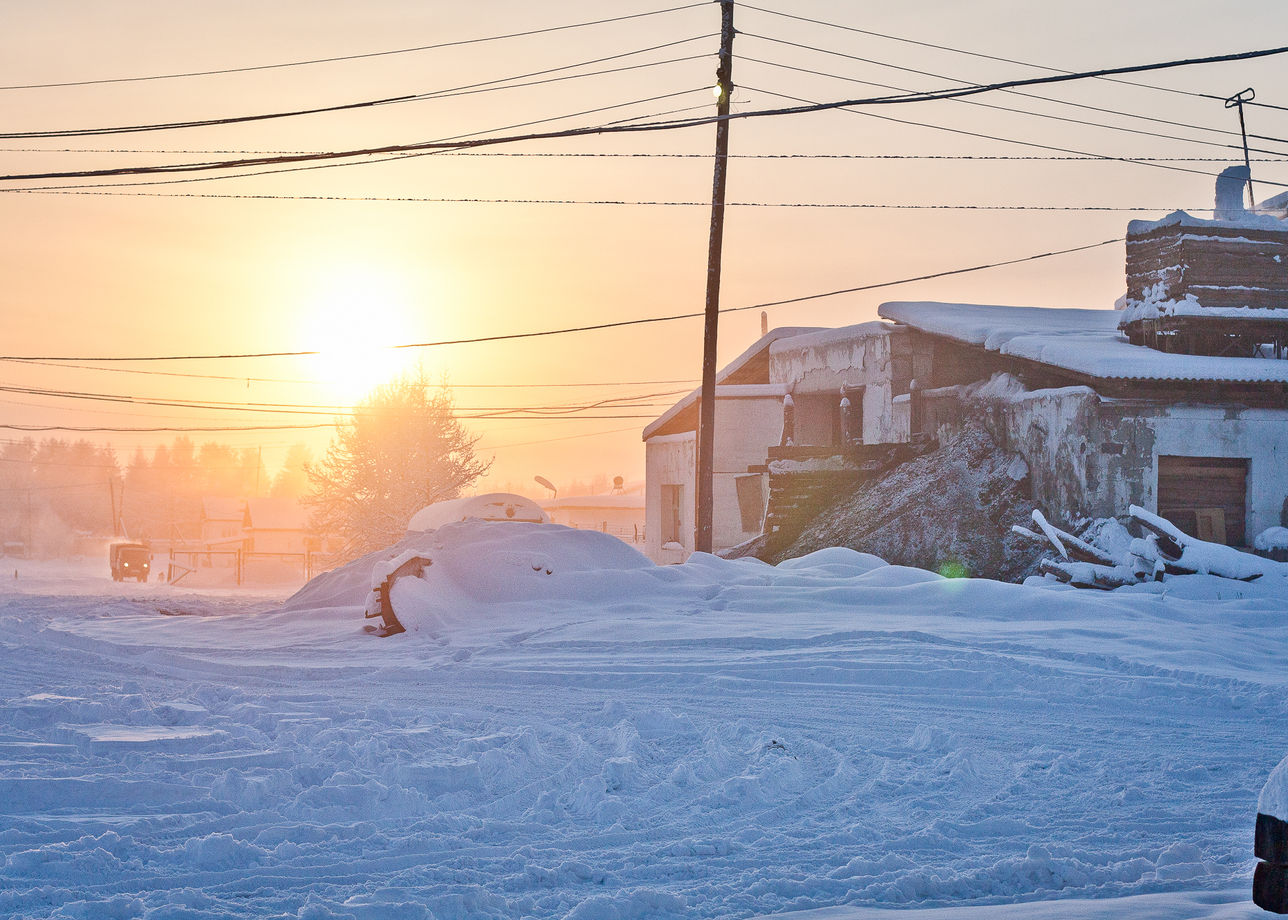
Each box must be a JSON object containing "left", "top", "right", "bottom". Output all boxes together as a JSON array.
[{"left": 109, "top": 542, "right": 151, "bottom": 582}]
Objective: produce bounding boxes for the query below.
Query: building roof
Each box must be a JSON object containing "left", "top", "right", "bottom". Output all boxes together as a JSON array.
[
  {"left": 245, "top": 497, "right": 309, "bottom": 531},
  {"left": 642, "top": 327, "right": 819, "bottom": 440},
  {"left": 878, "top": 301, "right": 1288, "bottom": 385},
  {"left": 201, "top": 497, "right": 245, "bottom": 522}
]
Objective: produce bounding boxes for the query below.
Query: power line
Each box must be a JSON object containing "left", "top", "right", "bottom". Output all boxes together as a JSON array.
[
  {"left": 5, "top": 42, "right": 1288, "bottom": 184},
  {"left": 740, "top": 50, "right": 1288, "bottom": 159},
  {"left": 0, "top": 417, "right": 656, "bottom": 433},
  {"left": 7, "top": 187, "right": 1218, "bottom": 210},
  {"left": 0, "top": 359, "right": 700, "bottom": 389},
  {"left": 0, "top": 3, "right": 709, "bottom": 90},
  {"left": 2, "top": 89, "right": 712, "bottom": 191},
  {"left": 1, "top": 39, "right": 713, "bottom": 139},
  {"left": 0, "top": 237, "right": 1122, "bottom": 364},
  {"left": 6, "top": 148, "right": 1284, "bottom": 162},
  {"left": 738, "top": 2, "right": 1230, "bottom": 105},
  {"left": 744, "top": 83, "right": 1288, "bottom": 190},
  {"left": 479, "top": 425, "right": 643, "bottom": 452},
  {"left": 0, "top": 423, "right": 339, "bottom": 433},
  {"left": 0, "top": 381, "right": 685, "bottom": 418}
]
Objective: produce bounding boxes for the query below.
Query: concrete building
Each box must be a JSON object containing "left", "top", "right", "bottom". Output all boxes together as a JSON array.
[{"left": 643, "top": 179, "right": 1288, "bottom": 563}]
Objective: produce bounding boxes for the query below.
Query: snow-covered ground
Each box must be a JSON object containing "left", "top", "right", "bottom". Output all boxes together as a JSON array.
[{"left": 1, "top": 523, "right": 1285, "bottom": 919}]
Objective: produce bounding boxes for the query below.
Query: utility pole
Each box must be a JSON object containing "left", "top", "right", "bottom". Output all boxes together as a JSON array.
[
  {"left": 695, "top": 0, "right": 735, "bottom": 555},
  {"left": 108, "top": 477, "right": 119, "bottom": 537}
]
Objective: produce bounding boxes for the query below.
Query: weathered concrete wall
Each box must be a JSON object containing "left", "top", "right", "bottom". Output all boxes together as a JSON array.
[
  {"left": 768, "top": 323, "right": 907, "bottom": 445},
  {"left": 1146, "top": 405, "right": 1288, "bottom": 539},
  {"left": 644, "top": 432, "right": 695, "bottom": 565},
  {"left": 644, "top": 391, "right": 784, "bottom": 563},
  {"left": 984, "top": 387, "right": 1153, "bottom": 522},
  {"left": 709, "top": 395, "right": 784, "bottom": 553},
  {"left": 964, "top": 381, "right": 1288, "bottom": 540}
]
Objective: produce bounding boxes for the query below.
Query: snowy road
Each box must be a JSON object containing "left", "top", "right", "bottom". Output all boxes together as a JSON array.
[{"left": 0, "top": 527, "right": 1285, "bottom": 919}]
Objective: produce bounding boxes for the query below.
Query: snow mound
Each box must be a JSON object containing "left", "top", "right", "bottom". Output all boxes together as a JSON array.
[
  {"left": 1256, "top": 527, "right": 1288, "bottom": 553},
  {"left": 1260, "top": 754, "right": 1288, "bottom": 821},
  {"left": 285, "top": 521, "right": 653, "bottom": 612}
]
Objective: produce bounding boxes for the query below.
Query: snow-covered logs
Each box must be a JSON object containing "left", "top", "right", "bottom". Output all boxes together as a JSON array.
[{"left": 1015, "top": 506, "right": 1288, "bottom": 589}]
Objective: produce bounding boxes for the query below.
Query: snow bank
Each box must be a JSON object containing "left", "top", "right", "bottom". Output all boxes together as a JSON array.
[
  {"left": 1260, "top": 755, "right": 1288, "bottom": 822},
  {"left": 2, "top": 529, "right": 1287, "bottom": 919}
]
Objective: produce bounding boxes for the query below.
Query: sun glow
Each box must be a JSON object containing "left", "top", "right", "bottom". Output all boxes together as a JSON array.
[{"left": 301, "top": 264, "right": 420, "bottom": 405}]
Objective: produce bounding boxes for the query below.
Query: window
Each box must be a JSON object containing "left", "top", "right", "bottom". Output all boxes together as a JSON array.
[{"left": 660, "top": 484, "right": 684, "bottom": 546}]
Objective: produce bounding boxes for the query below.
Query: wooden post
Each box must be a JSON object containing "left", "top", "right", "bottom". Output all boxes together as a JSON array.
[{"left": 695, "top": 0, "right": 735, "bottom": 555}]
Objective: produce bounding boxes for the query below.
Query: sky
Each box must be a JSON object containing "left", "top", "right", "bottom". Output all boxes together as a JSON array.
[{"left": 3, "top": 0, "right": 1288, "bottom": 496}]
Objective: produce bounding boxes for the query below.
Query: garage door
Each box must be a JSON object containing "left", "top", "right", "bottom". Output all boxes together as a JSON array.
[{"left": 1157, "top": 456, "right": 1249, "bottom": 546}]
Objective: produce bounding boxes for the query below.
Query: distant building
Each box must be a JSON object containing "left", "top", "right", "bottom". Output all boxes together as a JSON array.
[
  {"left": 200, "top": 497, "right": 246, "bottom": 565},
  {"left": 540, "top": 483, "right": 645, "bottom": 547},
  {"left": 643, "top": 170, "right": 1288, "bottom": 562},
  {"left": 244, "top": 497, "right": 312, "bottom": 555}
]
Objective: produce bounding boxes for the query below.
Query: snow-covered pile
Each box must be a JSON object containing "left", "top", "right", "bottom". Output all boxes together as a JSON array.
[
  {"left": 756, "top": 423, "right": 1038, "bottom": 581},
  {"left": 1256, "top": 527, "right": 1288, "bottom": 556},
  {"left": 1023, "top": 505, "right": 1288, "bottom": 591},
  {"left": 1, "top": 526, "right": 1286, "bottom": 919}
]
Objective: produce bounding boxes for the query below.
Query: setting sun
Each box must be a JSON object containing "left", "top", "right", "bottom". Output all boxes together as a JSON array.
[{"left": 301, "top": 264, "right": 420, "bottom": 405}]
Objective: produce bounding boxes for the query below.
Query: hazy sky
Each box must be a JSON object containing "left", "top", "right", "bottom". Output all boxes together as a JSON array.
[{"left": 3, "top": 0, "right": 1288, "bottom": 494}]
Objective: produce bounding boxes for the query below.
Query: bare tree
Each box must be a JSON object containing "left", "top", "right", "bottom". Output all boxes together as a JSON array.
[{"left": 306, "top": 371, "right": 490, "bottom": 559}]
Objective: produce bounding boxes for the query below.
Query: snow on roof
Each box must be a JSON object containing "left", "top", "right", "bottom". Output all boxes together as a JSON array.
[
  {"left": 879, "top": 301, "right": 1288, "bottom": 385},
  {"left": 407, "top": 493, "right": 549, "bottom": 533},
  {"left": 1128, "top": 208, "right": 1288, "bottom": 236},
  {"left": 642, "top": 326, "right": 817, "bottom": 440},
  {"left": 766, "top": 320, "right": 893, "bottom": 355}
]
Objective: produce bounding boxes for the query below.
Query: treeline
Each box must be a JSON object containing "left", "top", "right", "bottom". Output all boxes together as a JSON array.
[
  {"left": 0, "top": 437, "right": 312, "bottom": 557},
  {"left": 1, "top": 439, "right": 118, "bottom": 556}
]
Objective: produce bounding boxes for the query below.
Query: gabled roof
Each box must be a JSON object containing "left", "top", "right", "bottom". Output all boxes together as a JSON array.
[
  {"left": 642, "top": 327, "right": 820, "bottom": 440},
  {"left": 879, "top": 301, "right": 1288, "bottom": 385},
  {"left": 245, "top": 497, "right": 309, "bottom": 531},
  {"left": 201, "top": 497, "right": 245, "bottom": 522}
]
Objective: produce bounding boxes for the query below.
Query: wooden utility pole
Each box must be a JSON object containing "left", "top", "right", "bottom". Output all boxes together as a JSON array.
[{"left": 695, "top": 0, "right": 735, "bottom": 555}]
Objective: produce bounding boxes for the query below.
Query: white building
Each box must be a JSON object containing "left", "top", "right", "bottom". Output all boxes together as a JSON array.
[{"left": 643, "top": 184, "right": 1288, "bottom": 563}]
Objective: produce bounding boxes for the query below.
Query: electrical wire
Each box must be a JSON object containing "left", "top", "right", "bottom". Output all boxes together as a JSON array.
[
  {"left": 0, "top": 237, "right": 1123, "bottom": 364},
  {"left": 743, "top": 83, "right": 1288, "bottom": 190},
  {"left": 1, "top": 89, "right": 712, "bottom": 191},
  {"left": 0, "top": 358, "right": 700, "bottom": 389},
  {"left": 6, "top": 149, "right": 1285, "bottom": 162},
  {"left": 5, "top": 43, "right": 1287, "bottom": 185},
  {"left": 0, "top": 37, "right": 714, "bottom": 139},
  {"left": 737, "top": 2, "right": 1243, "bottom": 106},
  {"left": 6, "top": 187, "right": 1217, "bottom": 210},
  {"left": 479, "top": 424, "right": 642, "bottom": 452},
  {"left": 0, "top": 3, "right": 709, "bottom": 90},
  {"left": 740, "top": 50, "right": 1288, "bottom": 159},
  {"left": 0, "top": 381, "right": 686, "bottom": 418}
]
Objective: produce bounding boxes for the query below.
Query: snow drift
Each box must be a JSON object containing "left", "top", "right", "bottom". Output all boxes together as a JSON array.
[{"left": 1, "top": 523, "right": 1286, "bottom": 919}]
